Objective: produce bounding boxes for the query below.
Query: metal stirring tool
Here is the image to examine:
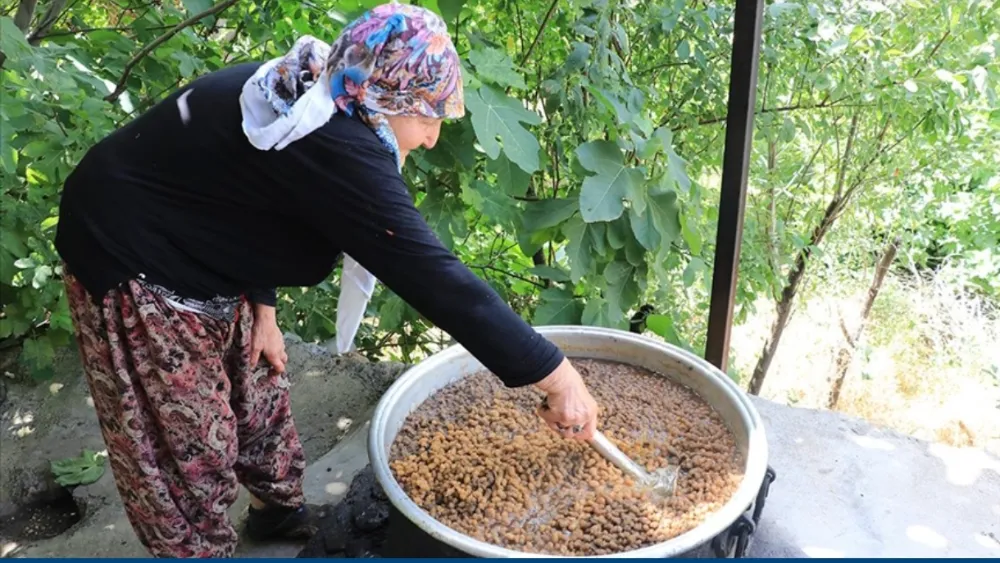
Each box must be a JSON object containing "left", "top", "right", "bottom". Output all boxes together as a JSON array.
[
  {"left": 540, "top": 396, "right": 679, "bottom": 496},
  {"left": 588, "top": 430, "right": 680, "bottom": 498}
]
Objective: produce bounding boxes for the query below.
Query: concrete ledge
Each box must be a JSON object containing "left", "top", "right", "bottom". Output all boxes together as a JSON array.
[{"left": 748, "top": 397, "right": 1000, "bottom": 557}]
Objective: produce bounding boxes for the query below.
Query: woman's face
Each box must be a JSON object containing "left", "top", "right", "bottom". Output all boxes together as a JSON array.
[{"left": 385, "top": 115, "right": 443, "bottom": 161}]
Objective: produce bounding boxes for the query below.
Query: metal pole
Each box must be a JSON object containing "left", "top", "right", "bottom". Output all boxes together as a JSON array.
[{"left": 704, "top": 0, "right": 765, "bottom": 371}]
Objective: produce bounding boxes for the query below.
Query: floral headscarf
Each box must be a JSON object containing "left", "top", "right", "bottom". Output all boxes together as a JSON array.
[{"left": 243, "top": 2, "right": 465, "bottom": 169}]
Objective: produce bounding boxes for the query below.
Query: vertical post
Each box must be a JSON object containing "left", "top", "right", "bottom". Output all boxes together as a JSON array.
[{"left": 704, "top": 0, "right": 765, "bottom": 371}]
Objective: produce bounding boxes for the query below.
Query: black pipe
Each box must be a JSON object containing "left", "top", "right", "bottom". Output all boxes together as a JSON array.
[{"left": 704, "top": 0, "right": 766, "bottom": 372}]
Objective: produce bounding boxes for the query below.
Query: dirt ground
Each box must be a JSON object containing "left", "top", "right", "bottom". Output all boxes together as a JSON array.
[{"left": 0, "top": 335, "right": 406, "bottom": 557}]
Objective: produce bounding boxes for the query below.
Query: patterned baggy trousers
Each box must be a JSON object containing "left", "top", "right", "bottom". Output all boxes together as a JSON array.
[{"left": 64, "top": 272, "right": 307, "bottom": 558}]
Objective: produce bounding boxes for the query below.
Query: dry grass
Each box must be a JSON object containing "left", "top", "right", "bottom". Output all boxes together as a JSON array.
[{"left": 729, "top": 267, "right": 1000, "bottom": 455}]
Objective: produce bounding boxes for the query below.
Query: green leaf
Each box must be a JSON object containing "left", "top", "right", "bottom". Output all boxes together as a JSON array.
[
  {"left": 465, "top": 85, "right": 541, "bottom": 174},
  {"left": 681, "top": 214, "right": 702, "bottom": 255},
  {"left": 582, "top": 297, "right": 621, "bottom": 328},
  {"left": 646, "top": 314, "right": 682, "bottom": 346},
  {"left": 461, "top": 180, "right": 519, "bottom": 229},
  {"left": 779, "top": 117, "right": 796, "bottom": 143},
  {"left": 565, "top": 42, "right": 592, "bottom": 72},
  {"left": 173, "top": 52, "right": 197, "bottom": 78},
  {"left": 0, "top": 250, "right": 15, "bottom": 286},
  {"left": 654, "top": 128, "right": 691, "bottom": 193},
  {"left": 76, "top": 464, "right": 106, "bottom": 484},
  {"left": 629, "top": 206, "right": 657, "bottom": 250},
  {"left": 51, "top": 450, "right": 107, "bottom": 487},
  {"left": 528, "top": 265, "right": 571, "bottom": 282},
  {"left": 585, "top": 86, "right": 633, "bottom": 126},
  {"left": 182, "top": 0, "right": 213, "bottom": 14},
  {"left": 682, "top": 257, "right": 705, "bottom": 287},
  {"left": 50, "top": 294, "right": 74, "bottom": 333},
  {"left": 424, "top": 121, "right": 477, "bottom": 170},
  {"left": 532, "top": 287, "right": 583, "bottom": 325},
  {"left": 0, "top": 143, "right": 16, "bottom": 175},
  {"left": 419, "top": 188, "right": 465, "bottom": 249},
  {"left": 32, "top": 265, "right": 53, "bottom": 289},
  {"left": 0, "top": 17, "right": 32, "bottom": 67},
  {"left": 676, "top": 39, "right": 690, "bottom": 60},
  {"left": 21, "top": 337, "right": 56, "bottom": 381},
  {"left": 378, "top": 294, "right": 406, "bottom": 332},
  {"left": 624, "top": 226, "right": 647, "bottom": 266},
  {"left": 1, "top": 229, "right": 28, "bottom": 258},
  {"left": 607, "top": 217, "right": 629, "bottom": 250},
  {"left": 603, "top": 260, "right": 640, "bottom": 315},
  {"left": 589, "top": 222, "right": 609, "bottom": 257},
  {"left": 575, "top": 140, "right": 644, "bottom": 222},
  {"left": 563, "top": 216, "right": 598, "bottom": 283},
  {"left": 487, "top": 154, "right": 530, "bottom": 197},
  {"left": 767, "top": 2, "right": 800, "bottom": 18},
  {"left": 630, "top": 187, "right": 681, "bottom": 258},
  {"left": 469, "top": 47, "right": 526, "bottom": 89},
  {"left": 0, "top": 304, "right": 30, "bottom": 338},
  {"left": 521, "top": 198, "right": 578, "bottom": 232},
  {"left": 438, "top": 0, "right": 466, "bottom": 24},
  {"left": 181, "top": 0, "right": 215, "bottom": 24}
]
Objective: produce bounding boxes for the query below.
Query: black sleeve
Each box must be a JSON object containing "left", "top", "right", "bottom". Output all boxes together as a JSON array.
[
  {"left": 295, "top": 137, "right": 564, "bottom": 388},
  {"left": 247, "top": 288, "right": 277, "bottom": 307}
]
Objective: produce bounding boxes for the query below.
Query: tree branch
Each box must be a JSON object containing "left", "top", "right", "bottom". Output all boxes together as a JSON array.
[
  {"left": 512, "top": 0, "right": 525, "bottom": 54},
  {"left": 673, "top": 98, "right": 867, "bottom": 130},
  {"left": 833, "top": 111, "right": 927, "bottom": 222},
  {"left": 32, "top": 23, "right": 173, "bottom": 40},
  {"left": 103, "top": 0, "right": 240, "bottom": 103},
  {"left": 221, "top": 17, "right": 247, "bottom": 64},
  {"left": 518, "top": 0, "right": 558, "bottom": 66},
  {"left": 838, "top": 312, "right": 855, "bottom": 348},
  {"left": 470, "top": 264, "right": 547, "bottom": 288},
  {"left": 926, "top": 29, "right": 951, "bottom": 60},
  {"left": 833, "top": 113, "right": 861, "bottom": 200}
]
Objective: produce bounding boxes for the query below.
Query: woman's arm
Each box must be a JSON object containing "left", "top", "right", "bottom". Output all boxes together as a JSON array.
[
  {"left": 327, "top": 179, "right": 564, "bottom": 387},
  {"left": 247, "top": 288, "right": 277, "bottom": 307},
  {"left": 247, "top": 289, "right": 285, "bottom": 375},
  {"left": 250, "top": 302, "right": 287, "bottom": 376},
  {"left": 292, "top": 135, "right": 598, "bottom": 439}
]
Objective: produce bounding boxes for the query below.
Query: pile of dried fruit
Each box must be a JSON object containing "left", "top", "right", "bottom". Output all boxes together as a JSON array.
[{"left": 389, "top": 359, "right": 744, "bottom": 556}]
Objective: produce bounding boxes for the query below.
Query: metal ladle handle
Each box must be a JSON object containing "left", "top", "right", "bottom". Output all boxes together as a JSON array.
[{"left": 588, "top": 430, "right": 653, "bottom": 484}]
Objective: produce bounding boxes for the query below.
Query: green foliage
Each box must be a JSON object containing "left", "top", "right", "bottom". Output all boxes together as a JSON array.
[
  {"left": 51, "top": 449, "right": 107, "bottom": 487},
  {"left": 465, "top": 84, "right": 542, "bottom": 173},
  {"left": 1, "top": 0, "right": 998, "bottom": 378}
]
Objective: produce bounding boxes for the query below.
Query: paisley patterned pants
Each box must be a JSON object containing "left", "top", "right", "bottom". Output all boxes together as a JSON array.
[{"left": 64, "top": 272, "right": 307, "bottom": 558}]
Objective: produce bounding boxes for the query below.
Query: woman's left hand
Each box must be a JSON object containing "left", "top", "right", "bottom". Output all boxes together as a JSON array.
[{"left": 251, "top": 304, "right": 288, "bottom": 376}]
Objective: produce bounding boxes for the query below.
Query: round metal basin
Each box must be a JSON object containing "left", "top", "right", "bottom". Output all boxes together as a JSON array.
[{"left": 369, "top": 325, "right": 769, "bottom": 558}]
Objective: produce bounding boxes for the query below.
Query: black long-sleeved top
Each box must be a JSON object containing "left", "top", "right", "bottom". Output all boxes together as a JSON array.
[{"left": 54, "top": 62, "right": 563, "bottom": 388}]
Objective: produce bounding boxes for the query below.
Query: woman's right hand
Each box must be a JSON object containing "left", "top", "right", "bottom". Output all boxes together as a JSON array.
[{"left": 534, "top": 358, "right": 599, "bottom": 441}]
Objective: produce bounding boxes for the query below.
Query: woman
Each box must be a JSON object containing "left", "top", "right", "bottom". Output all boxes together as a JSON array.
[{"left": 54, "top": 3, "right": 599, "bottom": 558}]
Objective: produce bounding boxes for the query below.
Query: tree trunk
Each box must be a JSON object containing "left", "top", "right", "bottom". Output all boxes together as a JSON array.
[
  {"left": 14, "top": 0, "right": 38, "bottom": 31},
  {"left": 27, "top": 0, "right": 69, "bottom": 44},
  {"left": 746, "top": 114, "right": 862, "bottom": 396},
  {"left": 827, "top": 237, "right": 899, "bottom": 408},
  {"left": 746, "top": 199, "right": 839, "bottom": 395}
]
